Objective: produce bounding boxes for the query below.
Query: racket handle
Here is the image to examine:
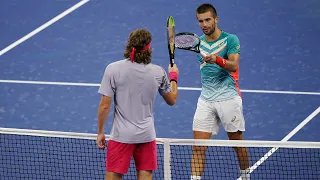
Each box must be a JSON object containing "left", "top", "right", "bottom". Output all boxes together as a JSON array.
[
  {"left": 200, "top": 51, "right": 208, "bottom": 57},
  {"left": 170, "top": 58, "right": 175, "bottom": 67}
]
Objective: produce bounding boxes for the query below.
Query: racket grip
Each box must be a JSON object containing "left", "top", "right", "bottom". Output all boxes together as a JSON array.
[
  {"left": 200, "top": 51, "right": 208, "bottom": 57},
  {"left": 170, "top": 58, "right": 175, "bottom": 67}
]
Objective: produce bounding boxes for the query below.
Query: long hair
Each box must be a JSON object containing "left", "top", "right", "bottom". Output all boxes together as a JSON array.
[{"left": 123, "top": 29, "right": 152, "bottom": 64}]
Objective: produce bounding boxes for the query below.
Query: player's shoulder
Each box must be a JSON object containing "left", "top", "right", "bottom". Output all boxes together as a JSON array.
[
  {"left": 222, "top": 31, "right": 239, "bottom": 42},
  {"left": 199, "top": 34, "right": 206, "bottom": 41},
  {"left": 105, "top": 59, "right": 127, "bottom": 71},
  {"left": 109, "top": 59, "right": 128, "bottom": 66},
  {"left": 149, "top": 63, "right": 166, "bottom": 76}
]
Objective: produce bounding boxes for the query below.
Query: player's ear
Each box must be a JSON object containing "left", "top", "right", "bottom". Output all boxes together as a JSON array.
[{"left": 215, "top": 16, "right": 219, "bottom": 24}]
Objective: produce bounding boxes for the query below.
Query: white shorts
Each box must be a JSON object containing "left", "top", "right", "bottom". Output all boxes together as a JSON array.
[{"left": 193, "top": 95, "right": 245, "bottom": 135}]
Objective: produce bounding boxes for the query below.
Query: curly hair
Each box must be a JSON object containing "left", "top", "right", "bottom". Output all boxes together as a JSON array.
[{"left": 123, "top": 29, "right": 152, "bottom": 64}]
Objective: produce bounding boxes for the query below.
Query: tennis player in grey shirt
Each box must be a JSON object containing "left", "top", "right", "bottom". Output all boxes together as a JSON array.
[{"left": 96, "top": 29, "right": 179, "bottom": 180}]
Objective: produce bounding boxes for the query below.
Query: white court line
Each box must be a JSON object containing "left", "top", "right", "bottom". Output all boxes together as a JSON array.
[
  {"left": 237, "top": 106, "right": 320, "bottom": 180},
  {"left": 0, "top": 79, "right": 100, "bottom": 87},
  {"left": 0, "top": 0, "right": 90, "bottom": 56},
  {"left": 0, "top": 79, "right": 320, "bottom": 95}
]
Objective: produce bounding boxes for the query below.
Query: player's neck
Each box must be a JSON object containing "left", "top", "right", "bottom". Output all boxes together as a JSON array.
[{"left": 205, "top": 28, "right": 222, "bottom": 42}]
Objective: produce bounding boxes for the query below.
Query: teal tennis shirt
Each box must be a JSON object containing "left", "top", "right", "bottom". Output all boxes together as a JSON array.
[{"left": 197, "top": 31, "right": 241, "bottom": 101}]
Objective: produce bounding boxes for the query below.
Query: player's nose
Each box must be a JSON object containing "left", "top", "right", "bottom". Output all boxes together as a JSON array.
[{"left": 202, "top": 22, "right": 208, "bottom": 28}]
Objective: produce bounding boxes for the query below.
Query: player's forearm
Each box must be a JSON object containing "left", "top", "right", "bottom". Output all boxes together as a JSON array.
[
  {"left": 97, "top": 104, "right": 110, "bottom": 134},
  {"left": 223, "top": 61, "right": 238, "bottom": 72},
  {"left": 170, "top": 81, "right": 178, "bottom": 99},
  {"left": 214, "top": 56, "right": 238, "bottom": 72},
  {"left": 169, "top": 71, "right": 179, "bottom": 101},
  {"left": 162, "top": 71, "right": 179, "bottom": 106}
]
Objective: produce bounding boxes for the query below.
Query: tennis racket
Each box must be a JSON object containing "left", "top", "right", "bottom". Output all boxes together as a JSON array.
[
  {"left": 174, "top": 32, "right": 208, "bottom": 57},
  {"left": 166, "top": 16, "right": 175, "bottom": 67}
]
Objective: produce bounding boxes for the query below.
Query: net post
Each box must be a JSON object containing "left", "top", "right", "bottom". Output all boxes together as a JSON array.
[{"left": 163, "top": 138, "right": 171, "bottom": 180}]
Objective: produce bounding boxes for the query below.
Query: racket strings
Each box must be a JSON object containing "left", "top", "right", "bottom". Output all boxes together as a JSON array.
[{"left": 175, "top": 35, "right": 200, "bottom": 48}]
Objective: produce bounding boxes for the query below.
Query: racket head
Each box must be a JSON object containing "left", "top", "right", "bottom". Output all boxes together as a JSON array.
[
  {"left": 166, "top": 16, "right": 175, "bottom": 66},
  {"left": 174, "top": 32, "right": 201, "bottom": 53}
]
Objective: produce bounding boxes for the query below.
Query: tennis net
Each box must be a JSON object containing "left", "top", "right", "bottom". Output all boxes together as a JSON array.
[{"left": 1, "top": 128, "right": 319, "bottom": 179}]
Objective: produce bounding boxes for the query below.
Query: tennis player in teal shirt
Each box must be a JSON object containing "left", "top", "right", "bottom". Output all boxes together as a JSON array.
[{"left": 191, "top": 3, "right": 250, "bottom": 180}]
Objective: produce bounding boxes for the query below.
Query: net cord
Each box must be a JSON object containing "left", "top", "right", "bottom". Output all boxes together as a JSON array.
[{"left": 1, "top": 127, "right": 319, "bottom": 148}]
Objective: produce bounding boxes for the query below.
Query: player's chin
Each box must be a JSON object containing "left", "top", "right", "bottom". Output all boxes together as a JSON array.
[{"left": 203, "top": 29, "right": 212, "bottom": 35}]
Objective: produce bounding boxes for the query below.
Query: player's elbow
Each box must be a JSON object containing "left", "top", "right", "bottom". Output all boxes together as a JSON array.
[
  {"left": 167, "top": 99, "right": 176, "bottom": 106},
  {"left": 162, "top": 92, "right": 177, "bottom": 106},
  {"left": 100, "top": 104, "right": 110, "bottom": 110},
  {"left": 229, "top": 65, "right": 238, "bottom": 72},
  {"left": 99, "top": 95, "right": 112, "bottom": 110},
  {"left": 164, "top": 97, "right": 176, "bottom": 106}
]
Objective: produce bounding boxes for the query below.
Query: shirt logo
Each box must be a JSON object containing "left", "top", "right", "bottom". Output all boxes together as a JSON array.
[
  {"left": 218, "top": 41, "right": 225, "bottom": 47},
  {"left": 231, "top": 116, "right": 237, "bottom": 122}
]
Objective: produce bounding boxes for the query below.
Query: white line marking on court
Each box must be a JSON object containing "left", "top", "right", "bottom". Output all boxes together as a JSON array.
[
  {"left": 0, "top": 79, "right": 320, "bottom": 95},
  {"left": 237, "top": 106, "right": 320, "bottom": 179},
  {"left": 0, "top": 79, "right": 100, "bottom": 87},
  {"left": 238, "top": 89, "right": 320, "bottom": 95},
  {"left": 0, "top": 0, "right": 90, "bottom": 56}
]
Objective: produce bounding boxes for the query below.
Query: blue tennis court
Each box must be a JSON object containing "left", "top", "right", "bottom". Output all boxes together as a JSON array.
[{"left": 1, "top": 0, "right": 320, "bottom": 179}]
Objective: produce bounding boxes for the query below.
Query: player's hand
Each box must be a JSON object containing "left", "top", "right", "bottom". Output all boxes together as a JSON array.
[
  {"left": 168, "top": 64, "right": 179, "bottom": 74},
  {"left": 96, "top": 133, "right": 106, "bottom": 150},
  {"left": 203, "top": 54, "right": 216, "bottom": 64}
]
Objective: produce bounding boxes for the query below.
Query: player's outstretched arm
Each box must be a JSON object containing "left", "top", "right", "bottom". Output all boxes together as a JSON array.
[{"left": 162, "top": 64, "right": 179, "bottom": 106}]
